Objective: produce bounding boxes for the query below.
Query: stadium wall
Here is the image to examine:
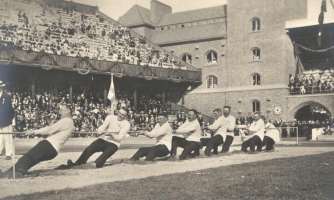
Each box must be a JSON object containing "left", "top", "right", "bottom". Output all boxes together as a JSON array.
[
  {"left": 184, "top": 0, "right": 309, "bottom": 120},
  {"left": 162, "top": 39, "right": 226, "bottom": 89}
]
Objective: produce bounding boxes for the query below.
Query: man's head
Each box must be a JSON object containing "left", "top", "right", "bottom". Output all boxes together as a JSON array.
[
  {"left": 212, "top": 108, "right": 222, "bottom": 119},
  {"left": 157, "top": 114, "right": 168, "bottom": 126},
  {"left": 187, "top": 109, "right": 198, "bottom": 121},
  {"left": 253, "top": 112, "right": 261, "bottom": 121},
  {"left": 223, "top": 106, "right": 231, "bottom": 117},
  {"left": 117, "top": 108, "right": 128, "bottom": 121}
]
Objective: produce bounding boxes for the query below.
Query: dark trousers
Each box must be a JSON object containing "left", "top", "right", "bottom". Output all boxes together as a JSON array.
[
  {"left": 130, "top": 144, "right": 170, "bottom": 161},
  {"left": 222, "top": 135, "right": 234, "bottom": 153},
  {"left": 75, "top": 138, "right": 118, "bottom": 168},
  {"left": 171, "top": 136, "right": 201, "bottom": 159},
  {"left": 201, "top": 137, "right": 218, "bottom": 154},
  {"left": 179, "top": 140, "right": 201, "bottom": 160},
  {"left": 204, "top": 135, "right": 223, "bottom": 156},
  {"left": 241, "top": 135, "right": 262, "bottom": 152},
  {"left": 8, "top": 140, "right": 57, "bottom": 175},
  {"left": 262, "top": 136, "right": 275, "bottom": 151},
  {"left": 170, "top": 136, "right": 187, "bottom": 157},
  {"left": 203, "top": 135, "right": 234, "bottom": 155}
]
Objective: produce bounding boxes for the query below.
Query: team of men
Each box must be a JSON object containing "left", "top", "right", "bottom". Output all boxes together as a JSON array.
[{"left": 0, "top": 80, "right": 280, "bottom": 178}]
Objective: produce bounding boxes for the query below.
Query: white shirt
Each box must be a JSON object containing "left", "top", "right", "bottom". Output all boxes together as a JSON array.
[
  {"left": 247, "top": 118, "right": 265, "bottom": 141},
  {"left": 208, "top": 115, "right": 236, "bottom": 138},
  {"left": 35, "top": 117, "right": 75, "bottom": 153},
  {"left": 97, "top": 115, "right": 131, "bottom": 147},
  {"left": 146, "top": 122, "right": 173, "bottom": 151},
  {"left": 265, "top": 122, "right": 280, "bottom": 143},
  {"left": 176, "top": 119, "right": 202, "bottom": 142}
]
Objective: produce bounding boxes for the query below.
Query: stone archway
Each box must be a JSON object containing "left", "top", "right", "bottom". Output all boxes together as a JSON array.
[{"left": 291, "top": 101, "right": 332, "bottom": 122}]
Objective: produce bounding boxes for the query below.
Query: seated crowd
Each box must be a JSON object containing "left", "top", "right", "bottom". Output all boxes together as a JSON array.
[
  {"left": 8, "top": 89, "right": 174, "bottom": 135},
  {"left": 0, "top": 0, "right": 188, "bottom": 69},
  {"left": 289, "top": 69, "right": 334, "bottom": 95}
]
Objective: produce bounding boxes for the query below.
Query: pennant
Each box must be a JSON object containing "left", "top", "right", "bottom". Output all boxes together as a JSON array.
[
  {"left": 107, "top": 73, "right": 117, "bottom": 109},
  {"left": 293, "top": 44, "right": 305, "bottom": 75}
]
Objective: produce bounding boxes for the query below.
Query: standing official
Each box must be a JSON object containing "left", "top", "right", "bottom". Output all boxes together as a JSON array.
[
  {"left": 67, "top": 108, "right": 130, "bottom": 168},
  {"left": 130, "top": 114, "right": 172, "bottom": 161},
  {"left": 0, "top": 105, "right": 74, "bottom": 178},
  {"left": 170, "top": 109, "right": 203, "bottom": 160},
  {"left": 0, "top": 80, "right": 15, "bottom": 160},
  {"left": 241, "top": 112, "right": 265, "bottom": 153},
  {"left": 204, "top": 106, "right": 236, "bottom": 156}
]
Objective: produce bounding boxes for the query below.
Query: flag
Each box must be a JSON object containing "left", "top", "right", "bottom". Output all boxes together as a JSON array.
[
  {"left": 318, "top": 0, "right": 327, "bottom": 46},
  {"left": 107, "top": 74, "right": 117, "bottom": 109},
  {"left": 321, "top": 0, "right": 327, "bottom": 12},
  {"left": 293, "top": 44, "right": 305, "bottom": 75},
  {"left": 295, "top": 54, "right": 305, "bottom": 75}
]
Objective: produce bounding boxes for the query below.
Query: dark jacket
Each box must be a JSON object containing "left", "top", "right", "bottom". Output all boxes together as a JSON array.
[{"left": 0, "top": 92, "right": 15, "bottom": 128}]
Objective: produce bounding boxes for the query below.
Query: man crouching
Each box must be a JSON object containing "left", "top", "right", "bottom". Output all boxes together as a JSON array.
[
  {"left": 67, "top": 108, "right": 130, "bottom": 168},
  {"left": 130, "top": 114, "right": 172, "bottom": 161},
  {"left": 0, "top": 105, "right": 74, "bottom": 178}
]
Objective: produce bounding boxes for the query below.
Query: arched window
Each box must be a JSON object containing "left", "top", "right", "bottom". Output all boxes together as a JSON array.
[
  {"left": 251, "top": 47, "right": 261, "bottom": 61},
  {"left": 181, "top": 53, "right": 192, "bottom": 64},
  {"left": 251, "top": 17, "right": 261, "bottom": 31},
  {"left": 206, "top": 50, "right": 218, "bottom": 64},
  {"left": 252, "top": 100, "right": 261, "bottom": 112},
  {"left": 252, "top": 73, "right": 261, "bottom": 85},
  {"left": 207, "top": 75, "right": 218, "bottom": 89}
]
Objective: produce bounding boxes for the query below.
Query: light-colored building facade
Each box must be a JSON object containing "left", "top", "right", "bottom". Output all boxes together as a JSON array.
[{"left": 119, "top": 0, "right": 334, "bottom": 121}]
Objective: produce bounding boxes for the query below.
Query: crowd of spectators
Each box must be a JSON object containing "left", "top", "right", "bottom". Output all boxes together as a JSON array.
[
  {"left": 289, "top": 69, "right": 334, "bottom": 95},
  {"left": 8, "top": 88, "right": 176, "bottom": 136},
  {"left": 0, "top": 0, "right": 189, "bottom": 70}
]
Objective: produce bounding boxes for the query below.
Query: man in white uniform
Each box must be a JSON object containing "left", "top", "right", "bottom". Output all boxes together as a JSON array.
[
  {"left": 0, "top": 105, "right": 74, "bottom": 178},
  {"left": 130, "top": 114, "right": 172, "bottom": 161},
  {"left": 0, "top": 80, "right": 15, "bottom": 160},
  {"left": 67, "top": 108, "right": 130, "bottom": 168},
  {"left": 241, "top": 112, "right": 265, "bottom": 153},
  {"left": 204, "top": 106, "right": 236, "bottom": 156},
  {"left": 170, "top": 109, "right": 203, "bottom": 160},
  {"left": 263, "top": 119, "right": 280, "bottom": 151}
]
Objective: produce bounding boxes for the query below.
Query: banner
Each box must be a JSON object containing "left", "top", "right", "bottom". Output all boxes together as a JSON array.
[{"left": 107, "top": 73, "right": 117, "bottom": 109}]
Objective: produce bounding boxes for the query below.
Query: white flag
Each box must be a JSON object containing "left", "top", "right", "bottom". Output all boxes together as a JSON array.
[{"left": 107, "top": 74, "right": 116, "bottom": 104}]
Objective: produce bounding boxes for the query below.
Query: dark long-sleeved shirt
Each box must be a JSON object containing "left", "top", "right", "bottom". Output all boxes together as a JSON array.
[{"left": 0, "top": 93, "right": 15, "bottom": 128}]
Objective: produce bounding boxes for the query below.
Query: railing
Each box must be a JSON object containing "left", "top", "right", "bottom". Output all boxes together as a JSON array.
[
  {"left": 277, "top": 127, "right": 299, "bottom": 138},
  {"left": 170, "top": 103, "right": 215, "bottom": 124},
  {"left": 9, "top": 131, "right": 144, "bottom": 139},
  {"left": 289, "top": 87, "right": 334, "bottom": 95}
]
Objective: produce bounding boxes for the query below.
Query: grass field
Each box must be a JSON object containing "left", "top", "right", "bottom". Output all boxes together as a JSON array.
[{"left": 3, "top": 151, "right": 334, "bottom": 200}]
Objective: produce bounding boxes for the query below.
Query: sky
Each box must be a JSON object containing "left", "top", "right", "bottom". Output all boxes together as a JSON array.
[
  {"left": 72, "top": 0, "right": 333, "bottom": 26},
  {"left": 73, "top": 0, "right": 227, "bottom": 20}
]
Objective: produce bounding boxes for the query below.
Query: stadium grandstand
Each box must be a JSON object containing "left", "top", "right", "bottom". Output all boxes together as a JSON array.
[{"left": 0, "top": 0, "right": 205, "bottom": 134}]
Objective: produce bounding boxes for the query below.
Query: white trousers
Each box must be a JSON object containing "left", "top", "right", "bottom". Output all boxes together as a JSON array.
[{"left": 0, "top": 125, "right": 14, "bottom": 156}]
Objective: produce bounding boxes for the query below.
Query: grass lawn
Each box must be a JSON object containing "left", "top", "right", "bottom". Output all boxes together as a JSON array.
[{"left": 3, "top": 152, "right": 334, "bottom": 200}]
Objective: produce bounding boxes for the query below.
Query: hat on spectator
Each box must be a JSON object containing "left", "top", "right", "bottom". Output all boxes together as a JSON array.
[{"left": 0, "top": 80, "right": 6, "bottom": 88}]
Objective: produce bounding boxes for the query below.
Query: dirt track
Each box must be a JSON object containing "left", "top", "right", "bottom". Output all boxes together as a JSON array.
[{"left": 1, "top": 145, "right": 334, "bottom": 199}]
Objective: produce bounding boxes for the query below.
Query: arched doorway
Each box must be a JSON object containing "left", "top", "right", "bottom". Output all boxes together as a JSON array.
[
  {"left": 295, "top": 103, "right": 331, "bottom": 122},
  {"left": 294, "top": 102, "right": 331, "bottom": 138}
]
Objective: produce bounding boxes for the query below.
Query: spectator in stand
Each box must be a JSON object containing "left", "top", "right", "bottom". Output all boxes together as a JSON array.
[
  {"left": 7, "top": 86, "right": 175, "bottom": 135},
  {"left": 289, "top": 69, "right": 334, "bottom": 95},
  {"left": 0, "top": 2, "right": 190, "bottom": 70}
]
